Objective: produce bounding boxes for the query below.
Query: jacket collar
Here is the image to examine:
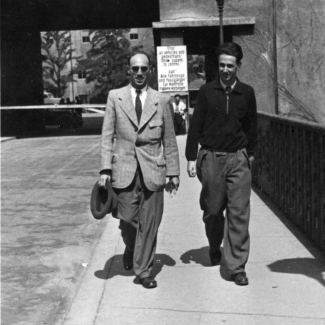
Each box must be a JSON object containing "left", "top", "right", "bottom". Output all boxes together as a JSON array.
[
  {"left": 212, "top": 78, "right": 243, "bottom": 94},
  {"left": 118, "top": 84, "right": 158, "bottom": 129},
  {"left": 139, "top": 87, "right": 158, "bottom": 130}
]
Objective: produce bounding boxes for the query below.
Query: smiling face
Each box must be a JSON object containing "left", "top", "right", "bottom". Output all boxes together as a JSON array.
[
  {"left": 218, "top": 54, "right": 241, "bottom": 86},
  {"left": 128, "top": 54, "right": 150, "bottom": 89}
]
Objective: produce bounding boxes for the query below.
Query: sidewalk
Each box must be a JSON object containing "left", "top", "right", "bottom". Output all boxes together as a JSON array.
[{"left": 63, "top": 135, "right": 325, "bottom": 325}]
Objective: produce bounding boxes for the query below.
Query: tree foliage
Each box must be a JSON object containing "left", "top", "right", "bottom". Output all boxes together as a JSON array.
[
  {"left": 73, "top": 29, "right": 158, "bottom": 103},
  {"left": 73, "top": 29, "right": 130, "bottom": 102},
  {"left": 41, "top": 31, "right": 81, "bottom": 98}
]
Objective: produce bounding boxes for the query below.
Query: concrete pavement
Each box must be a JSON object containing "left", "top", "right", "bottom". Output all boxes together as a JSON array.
[
  {"left": 62, "top": 136, "right": 325, "bottom": 325},
  {"left": 1, "top": 134, "right": 107, "bottom": 325},
  {"left": 1, "top": 134, "right": 325, "bottom": 325}
]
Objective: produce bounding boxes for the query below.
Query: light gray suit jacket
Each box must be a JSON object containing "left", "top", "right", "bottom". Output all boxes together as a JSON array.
[{"left": 100, "top": 85, "right": 180, "bottom": 191}]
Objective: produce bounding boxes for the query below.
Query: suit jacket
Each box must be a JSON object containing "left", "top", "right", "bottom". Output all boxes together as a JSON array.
[{"left": 100, "top": 85, "right": 180, "bottom": 192}]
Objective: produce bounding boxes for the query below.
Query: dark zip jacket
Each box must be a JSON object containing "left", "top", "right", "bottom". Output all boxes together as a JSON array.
[{"left": 185, "top": 78, "right": 257, "bottom": 161}]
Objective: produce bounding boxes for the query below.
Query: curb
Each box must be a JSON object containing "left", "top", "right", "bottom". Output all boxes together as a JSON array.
[
  {"left": 62, "top": 216, "right": 121, "bottom": 325},
  {"left": 1, "top": 137, "right": 16, "bottom": 143}
]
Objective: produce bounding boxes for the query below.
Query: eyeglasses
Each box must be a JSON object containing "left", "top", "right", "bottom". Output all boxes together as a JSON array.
[{"left": 131, "top": 66, "right": 149, "bottom": 73}]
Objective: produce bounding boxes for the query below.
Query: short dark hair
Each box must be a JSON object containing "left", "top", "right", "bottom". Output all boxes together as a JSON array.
[
  {"left": 216, "top": 42, "right": 243, "bottom": 64},
  {"left": 128, "top": 53, "right": 151, "bottom": 67}
]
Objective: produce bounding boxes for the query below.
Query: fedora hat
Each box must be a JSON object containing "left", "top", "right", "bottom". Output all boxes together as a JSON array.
[{"left": 90, "top": 179, "right": 118, "bottom": 220}]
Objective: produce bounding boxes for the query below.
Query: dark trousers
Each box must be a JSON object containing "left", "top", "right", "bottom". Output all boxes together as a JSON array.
[
  {"left": 196, "top": 149, "right": 252, "bottom": 274},
  {"left": 115, "top": 170, "right": 164, "bottom": 279}
]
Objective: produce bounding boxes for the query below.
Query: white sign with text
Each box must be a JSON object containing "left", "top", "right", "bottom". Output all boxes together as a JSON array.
[{"left": 157, "top": 46, "right": 188, "bottom": 92}]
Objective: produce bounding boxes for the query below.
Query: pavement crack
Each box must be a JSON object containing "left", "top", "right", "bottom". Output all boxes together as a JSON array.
[{"left": 112, "top": 305, "right": 325, "bottom": 320}]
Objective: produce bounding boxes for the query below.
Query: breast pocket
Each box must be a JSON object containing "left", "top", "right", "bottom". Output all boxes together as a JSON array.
[
  {"left": 235, "top": 106, "right": 247, "bottom": 119},
  {"left": 149, "top": 120, "right": 163, "bottom": 140}
]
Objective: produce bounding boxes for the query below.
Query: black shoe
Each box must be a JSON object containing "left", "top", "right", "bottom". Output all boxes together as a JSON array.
[
  {"left": 140, "top": 276, "right": 157, "bottom": 289},
  {"left": 123, "top": 248, "right": 133, "bottom": 271},
  {"left": 231, "top": 272, "right": 249, "bottom": 286},
  {"left": 209, "top": 248, "right": 222, "bottom": 266}
]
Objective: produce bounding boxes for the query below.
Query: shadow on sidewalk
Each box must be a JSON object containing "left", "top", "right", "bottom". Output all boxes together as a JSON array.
[
  {"left": 94, "top": 253, "right": 176, "bottom": 280},
  {"left": 180, "top": 246, "right": 233, "bottom": 282},
  {"left": 180, "top": 246, "right": 211, "bottom": 267},
  {"left": 253, "top": 186, "right": 325, "bottom": 288},
  {"left": 267, "top": 258, "right": 325, "bottom": 288}
]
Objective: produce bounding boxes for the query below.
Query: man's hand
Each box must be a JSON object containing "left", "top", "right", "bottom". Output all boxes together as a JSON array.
[
  {"left": 169, "top": 176, "right": 180, "bottom": 191},
  {"left": 99, "top": 171, "right": 111, "bottom": 189},
  {"left": 187, "top": 161, "right": 196, "bottom": 177}
]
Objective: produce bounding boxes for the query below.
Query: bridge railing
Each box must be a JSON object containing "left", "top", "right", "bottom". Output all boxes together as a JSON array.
[{"left": 253, "top": 112, "right": 325, "bottom": 251}]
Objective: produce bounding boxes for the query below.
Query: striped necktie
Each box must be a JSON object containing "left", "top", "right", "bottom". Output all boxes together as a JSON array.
[{"left": 135, "top": 89, "right": 142, "bottom": 123}]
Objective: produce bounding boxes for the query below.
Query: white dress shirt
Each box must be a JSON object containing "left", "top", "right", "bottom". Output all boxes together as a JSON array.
[{"left": 130, "top": 85, "right": 148, "bottom": 109}]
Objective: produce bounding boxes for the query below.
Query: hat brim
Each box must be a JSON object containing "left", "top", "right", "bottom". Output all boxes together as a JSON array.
[{"left": 90, "top": 179, "right": 117, "bottom": 220}]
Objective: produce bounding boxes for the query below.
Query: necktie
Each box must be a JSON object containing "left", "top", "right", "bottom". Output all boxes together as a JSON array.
[
  {"left": 225, "top": 86, "right": 232, "bottom": 95},
  {"left": 135, "top": 89, "right": 142, "bottom": 123}
]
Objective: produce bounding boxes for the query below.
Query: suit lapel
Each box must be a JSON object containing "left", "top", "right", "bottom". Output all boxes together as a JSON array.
[
  {"left": 118, "top": 86, "right": 138, "bottom": 127},
  {"left": 139, "top": 87, "right": 158, "bottom": 130}
]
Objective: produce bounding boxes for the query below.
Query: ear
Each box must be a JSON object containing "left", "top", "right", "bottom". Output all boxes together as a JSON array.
[
  {"left": 237, "top": 62, "right": 242, "bottom": 69},
  {"left": 126, "top": 65, "right": 131, "bottom": 75}
]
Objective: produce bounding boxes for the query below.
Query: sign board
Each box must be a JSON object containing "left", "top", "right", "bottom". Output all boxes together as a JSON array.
[{"left": 157, "top": 46, "right": 188, "bottom": 92}]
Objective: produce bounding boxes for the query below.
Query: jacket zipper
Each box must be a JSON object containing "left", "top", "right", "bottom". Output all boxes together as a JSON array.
[{"left": 226, "top": 94, "right": 229, "bottom": 114}]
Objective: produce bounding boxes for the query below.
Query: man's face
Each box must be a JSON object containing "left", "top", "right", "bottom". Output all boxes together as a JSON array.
[
  {"left": 218, "top": 54, "right": 241, "bottom": 86},
  {"left": 128, "top": 54, "right": 150, "bottom": 89},
  {"left": 175, "top": 96, "right": 180, "bottom": 104}
]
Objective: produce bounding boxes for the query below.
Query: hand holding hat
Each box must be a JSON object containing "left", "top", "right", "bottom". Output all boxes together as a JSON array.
[{"left": 90, "top": 179, "right": 118, "bottom": 219}]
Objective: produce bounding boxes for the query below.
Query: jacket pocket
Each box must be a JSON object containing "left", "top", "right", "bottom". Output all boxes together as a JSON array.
[
  {"left": 156, "top": 157, "right": 166, "bottom": 166},
  {"left": 149, "top": 120, "right": 163, "bottom": 140},
  {"left": 235, "top": 106, "right": 247, "bottom": 118}
]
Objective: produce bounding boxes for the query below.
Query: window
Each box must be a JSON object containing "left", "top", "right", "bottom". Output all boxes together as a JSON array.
[
  {"left": 82, "top": 30, "right": 90, "bottom": 43},
  {"left": 130, "top": 33, "right": 138, "bottom": 40},
  {"left": 78, "top": 71, "right": 87, "bottom": 79}
]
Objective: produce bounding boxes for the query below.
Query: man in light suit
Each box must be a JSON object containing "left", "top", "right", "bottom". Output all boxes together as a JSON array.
[{"left": 99, "top": 53, "right": 180, "bottom": 289}]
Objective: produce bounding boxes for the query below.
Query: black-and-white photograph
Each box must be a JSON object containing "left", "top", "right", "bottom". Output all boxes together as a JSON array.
[{"left": 1, "top": 1, "right": 325, "bottom": 324}]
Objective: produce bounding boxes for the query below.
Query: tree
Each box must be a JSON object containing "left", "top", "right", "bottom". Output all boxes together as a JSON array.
[
  {"left": 73, "top": 29, "right": 158, "bottom": 103},
  {"left": 41, "top": 31, "right": 81, "bottom": 98},
  {"left": 73, "top": 29, "right": 131, "bottom": 102}
]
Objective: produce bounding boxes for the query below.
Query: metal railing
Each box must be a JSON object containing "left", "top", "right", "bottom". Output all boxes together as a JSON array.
[
  {"left": 0, "top": 104, "right": 106, "bottom": 113},
  {"left": 253, "top": 111, "right": 325, "bottom": 251}
]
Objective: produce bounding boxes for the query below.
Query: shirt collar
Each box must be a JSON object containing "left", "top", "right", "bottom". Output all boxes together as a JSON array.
[
  {"left": 213, "top": 78, "right": 242, "bottom": 94},
  {"left": 130, "top": 84, "right": 148, "bottom": 95},
  {"left": 219, "top": 77, "right": 237, "bottom": 90}
]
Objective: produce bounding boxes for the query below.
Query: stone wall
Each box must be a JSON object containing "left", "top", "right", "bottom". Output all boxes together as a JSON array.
[{"left": 159, "top": 0, "right": 325, "bottom": 123}]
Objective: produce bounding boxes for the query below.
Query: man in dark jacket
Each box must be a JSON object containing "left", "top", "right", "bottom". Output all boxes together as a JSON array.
[{"left": 185, "top": 42, "right": 257, "bottom": 286}]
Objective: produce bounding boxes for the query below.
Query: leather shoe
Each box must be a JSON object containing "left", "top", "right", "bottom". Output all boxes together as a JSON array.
[
  {"left": 123, "top": 248, "right": 133, "bottom": 271},
  {"left": 231, "top": 272, "right": 249, "bottom": 286},
  {"left": 140, "top": 276, "right": 157, "bottom": 289},
  {"left": 209, "top": 248, "right": 222, "bottom": 266}
]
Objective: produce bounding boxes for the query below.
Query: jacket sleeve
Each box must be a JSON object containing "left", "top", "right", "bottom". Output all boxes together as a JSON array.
[
  {"left": 243, "top": 87, "right": 257, "bottom": 156},
  {"left": 185, "top": 86, "right": 207, "bottom": 161},
  {"left": 100, "top": 91, "right": 116, "bottom": 172},
  {"left": 162, "top": 97, "right": 180, "bottom": 177}
]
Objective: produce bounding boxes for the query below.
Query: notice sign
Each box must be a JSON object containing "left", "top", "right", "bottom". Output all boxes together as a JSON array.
[{"left": 157, "top": 46, "right": 188, "bottom": 92}]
